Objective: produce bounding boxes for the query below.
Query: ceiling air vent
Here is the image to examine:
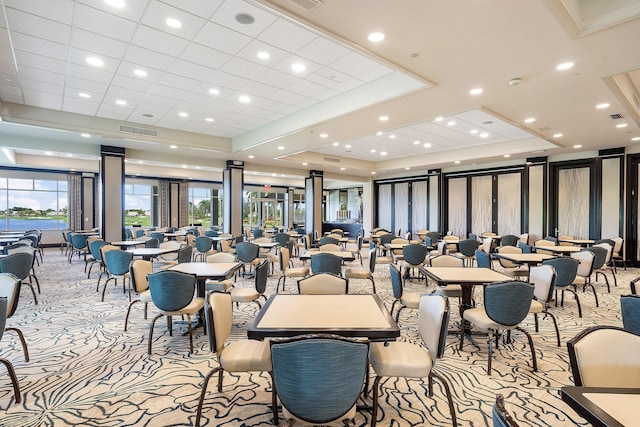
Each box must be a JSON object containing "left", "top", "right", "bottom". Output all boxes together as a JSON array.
[
  {"left": 118, "top": 124, "right": 158, "bottom": 137},
  {"left": 610, "top": 113, "right": 624, "bottom": 120},
  {"left": 289, "top": 0, "right": 324, "bottom": 12},
  {"left": 323, "top": 157, "right": 340, "bottom": 163}
]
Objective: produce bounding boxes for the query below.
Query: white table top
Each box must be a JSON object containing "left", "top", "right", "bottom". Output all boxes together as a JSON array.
[
  {"left": 494, "top": 253, "right": 555, "bottom": 264},
  {"left": 168, "top": 262, "right": 241, "bottom": 279},
  {"left": 300, "top": 250, "right": 355, "bottom": 260},
  {"left": 533, "top": 245, "right": 582, "bottom": 253},
  {"left": 421, "top": 267, "right": 513, "bottom": 284}
]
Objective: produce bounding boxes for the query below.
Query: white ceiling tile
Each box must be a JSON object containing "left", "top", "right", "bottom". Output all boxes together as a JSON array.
[
  {"left": 65, "top": 76, "right": 109, "bottom": 94},
  {"left": 99, "top": 100, "right": 136, "bottom": 115},
  {"left": 296, "top": 37, "right": 350, "bottom": 66},
  {"left": 77, "top": 0, "right": 149, "bottom": 22},
  {"left": 127, "top": 110, "right": 162, "bottom": 125},
  {"left": 123, "top": 45, "right": 175, "bottom": 71},
  {"left": 73, "top": 4, "right": 138, "bottom": 43},
  {"left": 179, "top": 42, "right": 232, "bottom": 69},
  {"left": 95, "top": 109, "right": 130, "bottom": 121},
  {"left": 313, "top": 87, "right": 339, "bottom": 101},
  {"left": 180, "top": 120, "right": 212, "bottom": 133},
  {"left": 111, "top": 74, "right": 155, "bottom": 93},
  {"left": 140, "top": 94, "right": 179, "bottom": 108},
  {"left": 5, "top": 8, "right": 71, "bottom": 44},
  {"left": 332, "top": 79, "right": 363, "bottom": 93},
  {"left": 21, "top": 79, "right": 63, "bottom": 95},
  {"left": 11, "top": 32, "right": 69, "bottom": 61},
  {"left": 269, "top": 89, "right": 307, "bottom": 105},
  {"left": 0, "top": 94, "right": 23, "bottom": 104},
  {"left": 259, "top": 18, "right": 316, "bottom": 53},
  {"left": 68, "top": 48, "right": 119, "bottom": 73},
  {"left": 257, "top": 68, "right": 298, "bottom": 88},
  {"left": 286, "top": 79, "right": 326, "bottom": 98},
  {"left": 221, "top": 57, "right": 268, "bottom": 80},
  {"left": 131, "top": 25, "right": 190, "bottom": 57},
  {"left": 157, "top": 73, "right": 201, "bottom": 92},
  {"left": 306, "top": 72, "right": 344, "bottom": 89},
  {"left": 182, "top": 91, "right": 221, "bottom": 107},
  {"left": 236, "top": 39, "right": 290, "bottom": 67},
  {"left": 0, "top": 85, "right": 22, "bottom": 97},
  {"left": 62, "top": 103, "right": 99, "bottom": 116},
  {"left": 173, "top": 101, "right": 207, "bottom": 114},
  {"left": 18, "top": 66, "right": 64, "bottom": 85},
  {"left": 272, "top": 55, "right": 322, "bottom": 79},
  {"left": 105, "top": 86, "right": 147, "bottom": 102},
  {"left": 116, "top": 62, "right": 164, "bottom": 83},
  {"left": 359, "top": 66, "right": 393, "bottom": 83},
  {"left": 70, "top": 28, "right": 128, "bottom": 59},
  {"left": 133, "top": 103, "right": 173, "bottom": 115},
  {"left": 24, "top": 96, "right": 62, "bottom": 109},
  {"left": 206, "top": 70, "right": 249, "bottom": 91},
  {"left": 140, "top": 1, "right": 207, "bottom": 40},
  {"left": 67, "top": 63, "right": 114, "bottom": 84},
  {"left": 194, "top": 22, "right": 251, "bottom": 55},
  {"left": 238, "top": 81, "right": 279, "bottom": 99},
  {"left": 5, "top": 0, "right": 74, "bottom": 25},
  {"left": 149, "top": 84, "right": 190, "bottom": 101},
  {"left": 14, "top": 52, "right": 66, "bottom": 74},
  {"left": 0, "top": 61, "right": 16, "bottom": 75},
  {"left": 167, "top": 59, "right": 214, "bottom": 81},
  {"left": 62, "top": 96, "right": 100, "bottom": 109},
  {"left": 210, "top": 99, "right": 245, "bottom": 113},
  {"left": 154, "top": 115, "right": 189, "bottom": 128},
  {"left": 159, "top": 0, "right": 223, "bottom": 19},
  {"left": 255, "top": 98, "right": 288, "bottom": 113},
  {"left": 329, "top": 52, "right": 388, "bottom": 79},
  {"left": 209, "top": 0, "right": 277, "bottom": 37}
]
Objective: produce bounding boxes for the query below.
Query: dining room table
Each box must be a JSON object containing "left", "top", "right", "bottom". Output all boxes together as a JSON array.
[
  {"left": 126, "top": 247, "right": 179, "bottom": 261},
  {"left": 111, "top": 240, "right": 145, "bottom": 249},
  {"left": 300, "top": 250, "right": 356, "bottom": 262},
  {"left": 533, "top": 245, "right": 583, "bottom": 255},
  {"left": 493, "top": 252, "right": 556, "bottom": 266},
  {"left": 247, "top": 294, "right": 399, "bottom": 342},
  {"left": 561, "top": 386, "right": 640, "bottom": 427},
  {"left": 558, "top": 238, "right": 596, "bottom": 247}
]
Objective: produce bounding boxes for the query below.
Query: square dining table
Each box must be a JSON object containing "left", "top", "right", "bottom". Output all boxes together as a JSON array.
[
  {"left": 168, "top": 261, "right": 242, "bottom": 298},
  {"left": 247, "top": 294, "right": 399, "bottom": 342},
  {"left": 561, "top": 386, "right": 640, "bottom": 427},
  {"left": 126, "top": 247, "right": 179, "bottom": 261},
  {"left": 493, "top": 252, "right": 556, "bottom": 265},
  {"left": 533, "top": 245, "right": 582, "bottom": 255},
  {"left": 299, "top": 250, "right": 356, "bottom": 262}
]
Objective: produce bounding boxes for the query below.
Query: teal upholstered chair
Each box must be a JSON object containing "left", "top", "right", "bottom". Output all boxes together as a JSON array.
[
  {"left": 400, "top": 243, "right": 429, "bottom": 278},
  {"left": 68, "top": 233, "right": 89, "bottom": 264},
  {"left": 230, "top": 259, "right": 269, "bottom": 310},
  {"left": 101, "top": 249, "right": 133, "bottom": 302},
  {"left": 0, "top": 273, "right": 29, "bottom": 362},
  {"left": 0, "top": 297, "right": 21, "bottom": 403},
  {"left": 0, "top": 252, "right": 38, "bottom": 305},
  {"left": 389, "top": 263, "right": 421, "bottom": 323},
  {"left": 310, "top": 252, "right": 342, "bottom": 276},
  {"left": 475, "top": 249, "right": 492, "bottom": 269},
  {"left": 621, "top": 294, "right": 640, "bottom": 335},
  {"left": 194, "top": 236, "right": 215, "bottom": 261},
  {"left": 269, "top": 334, "right": 369, "bottom": 425},
  {"left": 86, "top": 239, "right": 108, "bottom": 278},
  {"left": 543, "top": 257, "right": 581, "bottom": 317}
]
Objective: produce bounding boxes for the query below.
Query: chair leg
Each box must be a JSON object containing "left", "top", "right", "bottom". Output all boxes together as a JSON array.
[
  {"left": 101, "top": 277, "right": 114, "bottom": 302},
  {"left": 124, "top": 299, "right": 141, "bottom": 331},
  {"left": 147, "top": 314, "right": 163, "bottom": 355},
  {"left": 395, "top": 306, "right": 405, "bottom": 323},
  {"left": 430, "top": 371, "right": 458, "bottom": 427},
  {"left": 270, "top": 371, "right": 279, "bottom": 425},
  {"left": 533, "top": 313, "right": 539, "bottom": 332},
  {"left": 5, "top": 327, "right": 29, "bottom": 362},
  {"left": 30, "top": 273, "right": 40, "bottom": 294},
  {"left": 517, "top": 326, "right": 538, "bottom": 372},
  {"left": 487, "top": 332, "right": 495, "bottom": 375},
  {"left": 544, "top": 309, "right": 561, "bottom": 347},
  {"left": 459, "top": 318, "right": 466, "bottom": 350},
  {"left": 369, "top": 277, "right": 376, "bottom": 294},
  {"left": 187, "top": 315, "right": 194, "bottom": 354},
  {"left": 596, "top": 271, "right": 611, "bottom": 292},
  {"left": 370, "top": 375, "right": 383, "bottom": 427},
  {"left": 0, "top": 357, "right": 21, "bottom": 404},
  {"left": 22, "top": 282, "right": 38, "bottom": 305},
  {"left": 585, "top": 283, "right": 599, "bottom": 307},
  {"left": 195, "top": 366, "right": 223, "bottom": 427}
]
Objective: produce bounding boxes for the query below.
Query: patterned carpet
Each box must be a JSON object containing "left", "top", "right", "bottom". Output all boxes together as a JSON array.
[{"left": 0, "top": 246, "right": 634, "bottom": 426}]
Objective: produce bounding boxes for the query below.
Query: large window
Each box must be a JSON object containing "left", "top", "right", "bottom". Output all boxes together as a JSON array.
[
  {"left": 243, "top": 188, "right": 285, "bottom": 228},
  {"left": 124, "top": 180, "right": 158, "bottom": 227},
  {"left": 188, "top": 184, "right": 222, "bottom": 227},
  {"left": 0, "top": 173, "right": 68, "bottom": 230},
  {"left": 293, "top": 190, "right": 305, "bottom": 226}
]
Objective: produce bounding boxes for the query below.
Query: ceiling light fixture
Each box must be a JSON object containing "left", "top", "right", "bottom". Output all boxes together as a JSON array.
[
  {"left": 434, "top": 116, "right": 444, "bottom": 122},
  {"left": 86, "top": 56, "right": 104, "bottom": 67},
  {"left": 368, "top": 32, "right": 385, "bottom": 42},
  {"left": 105, "top": 0, "right": 126, "bottom": 7},
  {"left": 504, "top": 154, "right": 511, "bottom": 158},
  {"left": 45, "top": 151, "right": 53, "bottom": 155},
  {"left": 524, "top": 117, "right": 536, "bottom": 123},
  {"left": 556, "top": 62, "right": 574, "bottom": 70},
  {"left": 257, "top": 51, "right": 270, "bottom": 60},
  {"left": 277, "top": 146, "right": 284, "bottom": 150},
  {"left": 81, "top": 133, "right": 90, "bottom": 138},
  {"left": 116, "top": 99, "right": 127, "bottom": 106},
  {"left": 340, "top": 167, "right": 346, "bottom": 171},
  {"left": 319, "top": 133, "right": 328, "bottom": 138},
  {"left": 508, "top": 77, "right": 522, "bottom": 86},
  {"left": 78, "top": 92, "right": 91, "bottom": 98},
  {"left": 380, "top": 151, "right": 387, "bottom": 156},
  {"left": 378, "top": 115, "right": 389, "bottom": 121},
  {"left": 134, "top": 69, "right": 147, "bottom": 77},
  {"left": 205, "top": 118, "right": 214, "bottom": 122},
  {"left": 371, "top": 171, "right": 376, "bottom": 175},
  {"left": 142, "top": 113, "right": 153, "bottom": 118},
  {"left": 181, "top": 165, "right": 188, "bottom": 168},
  {"left": 573, "top": 144, "right": 582, "bottom": 148},
  {"left": 632, "top": 137, "right": 640, "bottom": 141},
  {"left": 238, "top": 95, "right": 251, "bottom": 103},
  {"left": 370, "top": 149, "right": 376, "bottom": 153},
  {"left": 345, "top": 144, "right": 352, "bottom": 148},
  {"left": 479, "top": 133, "right": 489, "bottom": 138},
  {"left": 389, "top": 135, "right": 396, "bottom": 139},
  {"left": 447, "top": 121, "right": 455, "bottom": 126},
  {"left": 553, "top": 133, "right": 563, "bottom": 138},
  {"left": 209, "top": 88, "right": 220, "bottom": 95},
  {"left": 470, "top": 129, "right": 478, "bottom": 134},
  {"left": 376, "top": 131, "right": 383, "bottom": 136},
  {"left": 423, "top": 143, "right": 431, "bottom": 148},
  {"left": 405, "top": 167, "right": 410, "bottom": 170},
  {"left": 596, "top": 103, "right": 610, "bottom": 109},
  {"left": 291, "top": 62, "right": 306, "bottom": 73},
  {"left": 248, "top": 155, "right": 254, "bottom": 159},
  {"left": 454, "top": 160, "right": 460, "bottom": 164},
  {"left": 616, "top": 123, "right": 628, "bottom": 128},
  {"left": 413, "top": 140, "right": 420, "bottom": 145},
  {"left": 165, "top": 18, "right": 182, "bottom": 28},
  {"left": 170, "top": 145, "right": 177, "bottom": 149},
  {"left": 469, "top": 88, "right": 483, "bottom": 95},
  {"left": 302, "top": 162, "right": 308, "bottom": 166},
  {"left": 179, "top": 112, "right": 188, "bottom": 117},
  {"left": 332, "top": 142, "right": 339, "bottom": 146}
]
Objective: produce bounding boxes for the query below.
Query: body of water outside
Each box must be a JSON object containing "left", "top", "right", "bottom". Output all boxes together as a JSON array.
[{"left": 1, "top": 218, "right": 67, "bottom": 230}]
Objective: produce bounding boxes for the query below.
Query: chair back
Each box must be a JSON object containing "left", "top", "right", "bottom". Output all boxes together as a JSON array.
[
  {"left": 279, "top": 246, "right": 291, "bottom": 272},
  {"left": 518, "top": 233, "right": 529, "bottom": 245},
  {"left": 135, "top": 229, "right": 146, "bottom": 238},
  {"left": 0, "top": 273, "right": 20, "bottom": 317},
  {"left": 419, "top": 295, "right": 450, "bottom": 361},
  {"left": 145, "top": 238, "right": 159, "bottom": 248},
  {"left": 159, "top": 241, "right": 181, "bottom": 261},
  {"left": 298, "top": 273, "right": 347, "bottom": 295},
  {"left": 252, "top": 229, "right": 264, "bottom": 239},
  {"left": 0, "top": 252, "right": 33, "bottom": 281},
  {"left": 429, "top": 254, "right": 464, "bottom": 268},
  {"left": 567, "top": 325, "right": 640, "bottom": 387},
  {"left": 367, "top": 249, "right": 377, "bottom": 274},
  {"left": 571, "top": 250, "right": 595, "bottom": 278},
  {"left": 594, "top": 242, "right": 613, "bottom": 264},
  {"left": 204, "top": 230, "right": 218, "bottom": 238},
  {"left": 475, "top": 249, "right": 492, "bottom": 268},
  {"left": 235, "top": 242, "right": 260, "bottom": 263},
  {"left": 426, "top": 231, "right": 441, "bottom": 242},
  {"left": 542, "top": 257, "right": 578, "bottom": 289},
  {"left": 500, "top": 235, "right": 518, "bottom": 247},
  {"left": 517, "top": 242, "right": 532, "bottom": 253},
  {"left": 319, "top": 236, "right": 339, "bottom": 246},
  {"left": 484, "top": 281, "right": 534, "bottom": 327},
  {"left": 205, "top": 291, "right": 233, "bottom": 354},
  {"left": 612, "top": 237, "right": 623, "bottom": 255},
  {"left": 207, "top": 252, "right": 237, "bottom": 263},
  {"left": 492, "top": 394, "right": 520, "bottom": 427},
  {"left": 584, "top": 246, "right": 606, "bottom": 269},
  {"left": 379, "top": 234, "right": 394, "bottom": 246},
  {"left": 496, "top": 245, "right": 522, "bottom": 269},
  {"left": 319, "top": 244, "right": 342, "bottom": 252},
  {"left": 270, "top": 334, "right": 369, "bottom": 425},
  {"left": 104, "top": 250, "right": 133, "bottom": 276},
  {"left": 0, "top": 297, "right": 6, "bottom": 342},
  {"left": 22, "top": 234, "right": 39, "bottom": 248},
  {"left": 310, "top": 253, "right": 342, "bottom": 275},
  {"left": 330, "top": 228, "right": 344, "bottom": 236},
  {"left": 71, "top": 233, "right": 89, "bottom": 250},
  {"left": 558, "top": 235, "right": 574, "bottom": 246},
  {"left": 6, "top": 244, "right": 34, "bottom": 256},
  {"left": 195, "top": 236, "right": 213, "bottom": 252},
  {"left": 621, "top": 295, "right": 640, "bottom": 335},
  {"left": 147, "top": 270, "right": 196, "bottom": 313},
  {"left": 255, "top": 260, "right": 269, "bottom": 294},
  {"left": 389, "top": 263, "right": 403, "bottom": 299},
  {"left": 89, "top": 239, "right": 108, "bottom": 262},
  {"left": 482, "top": 237, "right": 493, "bottom": 253},
  {"left": 402, "top": 244, "right": 429, "bottom": 265},
  {"left": 458, "top": 239, "right": 480, "bottom": 257},
  {"left": 129, "top": 260, "right": 152, "bottom": 294},
  {"left": 274, "top": 233, "right": 290, "bottom": 247},
  {"left": 177, "top": 245, "right": 193, "bottom": 263},
  {"left": 529, "top": 265, "right": 556, "bottom": 303},
  {"left": 150, "top": 232, "right": 164, "bottom": 243}
]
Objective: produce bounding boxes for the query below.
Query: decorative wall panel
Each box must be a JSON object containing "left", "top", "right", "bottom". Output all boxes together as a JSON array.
[
  {"left": 394, "top": 182, "right": 409, "bottom": 236},
  {"left": 378, "top": 184, "right": 392, "bottom": 230},
  {"left": 558, "top": 167, "right": 590, "bottom": 239},
  {"left": 471, "top": 175, "right": 492, "bottom": 235},
  {"left": 497, "top": 173, "right": 521, "bottom": 235},
  {"left": 601, "top": 158, "right": 620, "bottom": 239},
  {"left": 447, "top": 177, "right": 467, "bottom": 237},
  {"left": 528, "top": 165, "right": 544, "bottom": 243},
  {"left": 412, "top": 180, "right": 428, "bottom": 232},
  {"left": 429, "top": 176, "right": 439, "bottom": 231}
]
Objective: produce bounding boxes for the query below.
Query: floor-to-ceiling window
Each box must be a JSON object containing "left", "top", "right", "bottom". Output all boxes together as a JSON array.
[
  {"left": 293, "top": 190, "right": 305, "bottom": 227},
  {"left": 0, "top": 171, "right": 68, "bottom": 230},
  {"left": 243, "top": 186, "right": 286, "bottom": 228},
  {"left": 188, "top": 184, "right": 222, "bottom": 227},
  {"left": 124, "top": 179, "right": 158, "bottom": 227}
]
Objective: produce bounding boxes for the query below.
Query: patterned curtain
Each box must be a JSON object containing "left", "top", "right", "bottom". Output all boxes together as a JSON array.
[
  {"left": 558, "top": 168, "right": 590, "bottom": 239},
  {"left": 377, "top": 184, "right": 392, "bottom": 230},
  {"left": 158, "top": 181, "right": 170, "bottom": 227},
  {"left": 394, "top": 183, "right": 408, "bottom": 236},
  {"left": 471, "top": 175, "right": 492, "bottom": 235},
  {"left": 447, "top": 177, "right": 467, "bottom": 237},
  {"left": 411, "top": 180, "right": 428, "bottom": 232},
  {"left": 497, "top": 173, "right": 521, "bottom": 235},
  {"left": 179, "top": 182, "right": 189, "bottom": 227},
  {"left": 67, "top": 174, "right": 82, "bottom": 231}
]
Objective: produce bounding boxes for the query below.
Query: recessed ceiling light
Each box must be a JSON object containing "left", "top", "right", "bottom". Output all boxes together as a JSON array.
[
  {"left": 182, "top": 165, "right": 188, "bottom": 168},
  {"left": 238, "top": 95, "right": 251, "bottom": 103},
  {"left": 134, "top": 69, "right": 147, "bottom": 77},
  {"left": 378, "top": 115, "right": 389, "bottom": 121},
  {"left": 447, "top": 121, "right": 455, "bottom": 126},
  {"left": 209, "top": 88, "right": 220, "bottom": 95},
  {"left": 423, "top": 143, "right": 431, "bottom": 148},
  {"left": 413, "top": 140, "right": 420, "bottom": 145},
  {"left": 553, "top": 133, "right": 563, "bottom": 138},
  {"left": 371, "top": 171, "right": 376, "bottom": 175},
  {"left": 179, "top": 112, "right": 188, "bottom": 117},
  {"left": 524, "top": 117, "right": 536, "bottom": 123},
  {"left": 170, "top": 145, "right": 177, "bottom": 149},
  {"left": 291, "top": 62, "right": 306, "bottom": 73},
  {"left": 368, "top": 32, "right": 385, "bottom": 42},
  {"left": 165, "top": 18, "right": 182, "bottom": 28},
  {"left": 45, "top": 151, "right": 53, "bottom": 155},
  {"left": 116, "top": 99, "right": 127, "bottom": 106},
  {"left": 248, "top": 155, "right": 255, "bottom": 159},
  {"left": 405, "top": 167, "right": 410, "bottom": 170},
  {"left": 277, "top": 146, "right": 285, "bottom": 150},
  {"left": 340, "top": 167, "right": 345, "bottom": 171},
  {"left": 380, "top": 151, "right": 387, "bottom": 156},
  {"left": 257, "top": 51, "right": 270, "bottom": 60},
  {"left": 66, "top": 153, "right": 74, "bottom": 157},
  {"left": 454, "top": 160, "right": 460, "bottom": 164},
  {"left": 573, "top": 144, "right": 582, "bottom": 148},
  {"left": 81, "top": 133, "right": 90, "bottom": 138},
  {"left": 302, "top": 162, "right": 308, "bottom": 166},
  {"left": 195, "top": 166, "right": 201, "bottom": 170},
  {"left": 376, "top": 131, "right": 383, "bottom": 136},
  {"left": 345, "top": 144, "right": 352, "bottom": 148},
  {"left": 470, "top": 129, "right": 478, "bottom": 134},
  {"left": 479, "top": 132, "right": 489, "bottom": 138},
  {"left": 272, "top": 173, "right": 277, "bottom": 177},
  {"left": 105, "top": 0, "right": 126, "bottom": 7},
  {"left": 434, "top": 116, "right": 444, "bottom": 122},
  {"left": 235, "top": 13, "right": 255, "bottom": 25},
  {"left": 370, "top": 149, "right": 376, "bottom": 153},
  {"left": 332, "top": 142, "right": 339, "bottom": 146},
  {"left": 556, "top": 62, "right": 574, "bottom": 70},
  {"left": 86, "top": 56, "right": 104, "bottom": 67},
  {"left": 596, "top": 103, "right": 610, "bottom": 109},
  {"left": 78, "top": 92, "right": 91, "bottom": 98},
  {"left": 138, "top": 160, "right": 144, "bottom": 164},
  {"left": 389, "top": 135, "right": 396, "bottom": 139},
  {"left": 469, "top": 88, "right": 483, "bottom": 95},
  {"left": 632, "top": 137, "right": 640, "bottom": 141},
  {"left": 205, "top": 117, "right": 214, "bottom": 122},
  {"left": 504, "top": 154, "right": 511, "bottom": 158},
  {"left": 319, "top": 133, "right": 328, "bottom": 138},
  {"left": 616, "top": 123, "right": 628, "bottom": 128}
]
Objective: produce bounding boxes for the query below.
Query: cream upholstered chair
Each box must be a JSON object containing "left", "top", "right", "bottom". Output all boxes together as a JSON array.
[
  {"left": 204, "top": 253, "right": 237, "bottom": 292},
  {"left": 297, "top": 272, "right": 348, "bottom": 295},
  {"left": 344, "top": 249, "right": 377, "bottom": 293},
  {"left": 533, "top": 238, "right": 555, "bottom": 255},
  {"left": 154, "top": 240, "right": 182, "bottom": 268},
  {"left": 195, "top": 292, "right": 272, "bottom": 427},
  {"left": 389, "top": 238, "right": 409, "bottom": 263},
  {"left": 124, "top": 260, "right": 153, "bottom": 331},
  {"left": 558, "top": 235, "right": 574, "bottom": 246},
  {"left": 527, "top": 265, "right": 561, "bottom": 347},
  {"left": 593, "top": 242, "right": 617, "bottom": 288},
  {"left": 570, "top": 250, "right": 598, "bottom": 307},
  {"left": 611, "top": 237, "right": 626, "bottom": 271},
  {"left": 430, "top": 255, "right": 465, "bottom": 300},
  {"left": 276, "top": 246, "right": 309, "bottom": 293},
  {"left": 495, "top": 246, "right": 529, "bottom": 279},
  {"left": 318, "top": 243, "right": 342, "bottom": 252},
  {"left": 369, "top": 294, "right": 457, "bottom": 427},
  {"left": 567, "top": 325, "right": 640, "bottom": 387},
  {"left": 443, "top": 235, "right": 459, "bottom": 253},
  {"left": 229, "top": 259, "right": 269, "bottom": 311}
]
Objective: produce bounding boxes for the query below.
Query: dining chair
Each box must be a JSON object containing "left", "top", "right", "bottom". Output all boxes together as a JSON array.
[
  {"left": 269, "top": 334, "right": 368, "bottom": 426},
  {"left": 318, "top": 243, "right": 342, "bottom": 252},
  {"left": 570, "top": 250, "right": 598, "bottom": 307},
  {"left": 297, "top": 272, "right": 348, "bottom": 294},
  {"left": 611, "top": 237, "right": 626, "bottom": 271},
  {"left": 430, "top": 255, "right": 465, "bottom": 302},
  {"left": 492, "top": 394, "right": 520, "bottom": 427},
  {"left": 144, "top": 238, "right": 159, "bottom": 248},
  {"left": 475, "top": 249, "right": 492, "bottom": 269},
  {"left": 4, "top": 244, "right": 40, "bottom": 294},
  {"left": 460, "top": 280, "right": 537, "bottom": 375},
  {"left": 399, "top": 243, "right": 429, "bottom": 279},
  {"left": 543, "top": 257, "right": 581, "bottom": 317},
  {"left": 344, "top": 249, "right": 377, "bottom": 293},
  {"left": 558, "top": 235, "right": 574, "bottom": 246},
  {"left": 101, "top": 249, "right": 133, "bottom": 302},
  {"left": 593, "top": 242, "right": 617, "bottom": 288},
  {"left": 517, "top": 242, "right": 532, "bottom": 254},
  {"left": 319, "top": 236, "right": 339, "bottom": 246},
  {"left": 147, "top": 270, "right": 203, "bottom": 355},
  {"left": 457, "top": 238, "right": 480, "bottom": 267},
  {"left": 204, "top": 252, "right": 237, "bottom": 292},
  {"left": 0, "top": 252, "right": 38, "bottom": 305},
  {"left": 389, "top": 263, "right": 420, "bottom": 323},
  {"left": 68, "top": 233, "right": 90, "bottom": 264},
  {"left": 194, "top": 291, "right": 272, "bottom": 427},
  {"left": 154, "top": 240, "right": 182, "bottom": 268},
  {"left": 0, "top": 297, "right": 21, "bottom": 404},
  {"left": 230, "top": 259, "right": 269, "bottom": 310},
  {"left": 495, "top": 246, "right": 528, "bottom": 279},
  {"left": 527, "top": 265, "right": 560, "bottom": 346},
  {"left": 235, "top": 242, "right": 261, "bottom": 276},
  {"left": 124, "top": 259, "right": 153, "bottom": 331},
  {"left": 620, "top": 294, "right": 640, "bottom": 335},
  {"left": 86, "top": 239, "right": 108, "bottom": 279},
  {"left": 0, "top": 273, "right": 29, "bottom": 362},
  {"left": 310, "top": 252, "right": 343, "bottom": 276},
  {"left": 369, "top": 294, "right": 457, "bottom": 427},
  {"left": 500, "top": 235, "right": 518, "bottom": 247},
  {"left": 149, "top": 232, "right": 165, "bottom": 243},
  {"left": 194, "top": 236, "right": 216, "bottom": 262},
  {"left": 567, "top": 325, "right": 640, "bottom": 387},
  {"left": 176, "top": 245, "right": 193, "bottom": 264},
  {"left": 277, "top": 246, "right": 309, "bottom": 293}
]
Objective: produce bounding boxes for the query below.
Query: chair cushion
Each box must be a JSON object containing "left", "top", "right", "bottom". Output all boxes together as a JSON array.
[
  {"left": 344, "top": 268, "right": 370, "bottom": 279},
  {"left": 463, "top": 307, "right": 518, "bottom": 331},
  {"left": 282, "top": 405, "right": 357, "bottom": 425},
  {"left": 229, "top": 287, "right": 259, "bottom": 302},
  {"left": 377, "top": 256, "right": 394, "bottom": 264},
  {"left": 572, "top": 276, "right": 586, "bottom": 285},
  {"left": 220, "top": 339, "right": 272, "bottom": 372},
  {"left": 369, "top": 341, "right": 432, "bottom": 378},
  {"left": 529, "top": 300, "right": 544, "bottom": 314},
  {"left": 285, "top": 267, "right": 309, "bottom": 278},
  {"left": 139, "top": 290, "right": 153, "bottom": 304},
  {"left": 434, "top": 285, "right": 462, "bottom": 298},
  {"left": 205, "top": 280, "right": 233, "bottom": 291},
  {"left": 158, "top": 297, "right": 204, "bottom": 316},
  {"left": 400, "top": 292, "right": 421, "bottom": 309}
]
